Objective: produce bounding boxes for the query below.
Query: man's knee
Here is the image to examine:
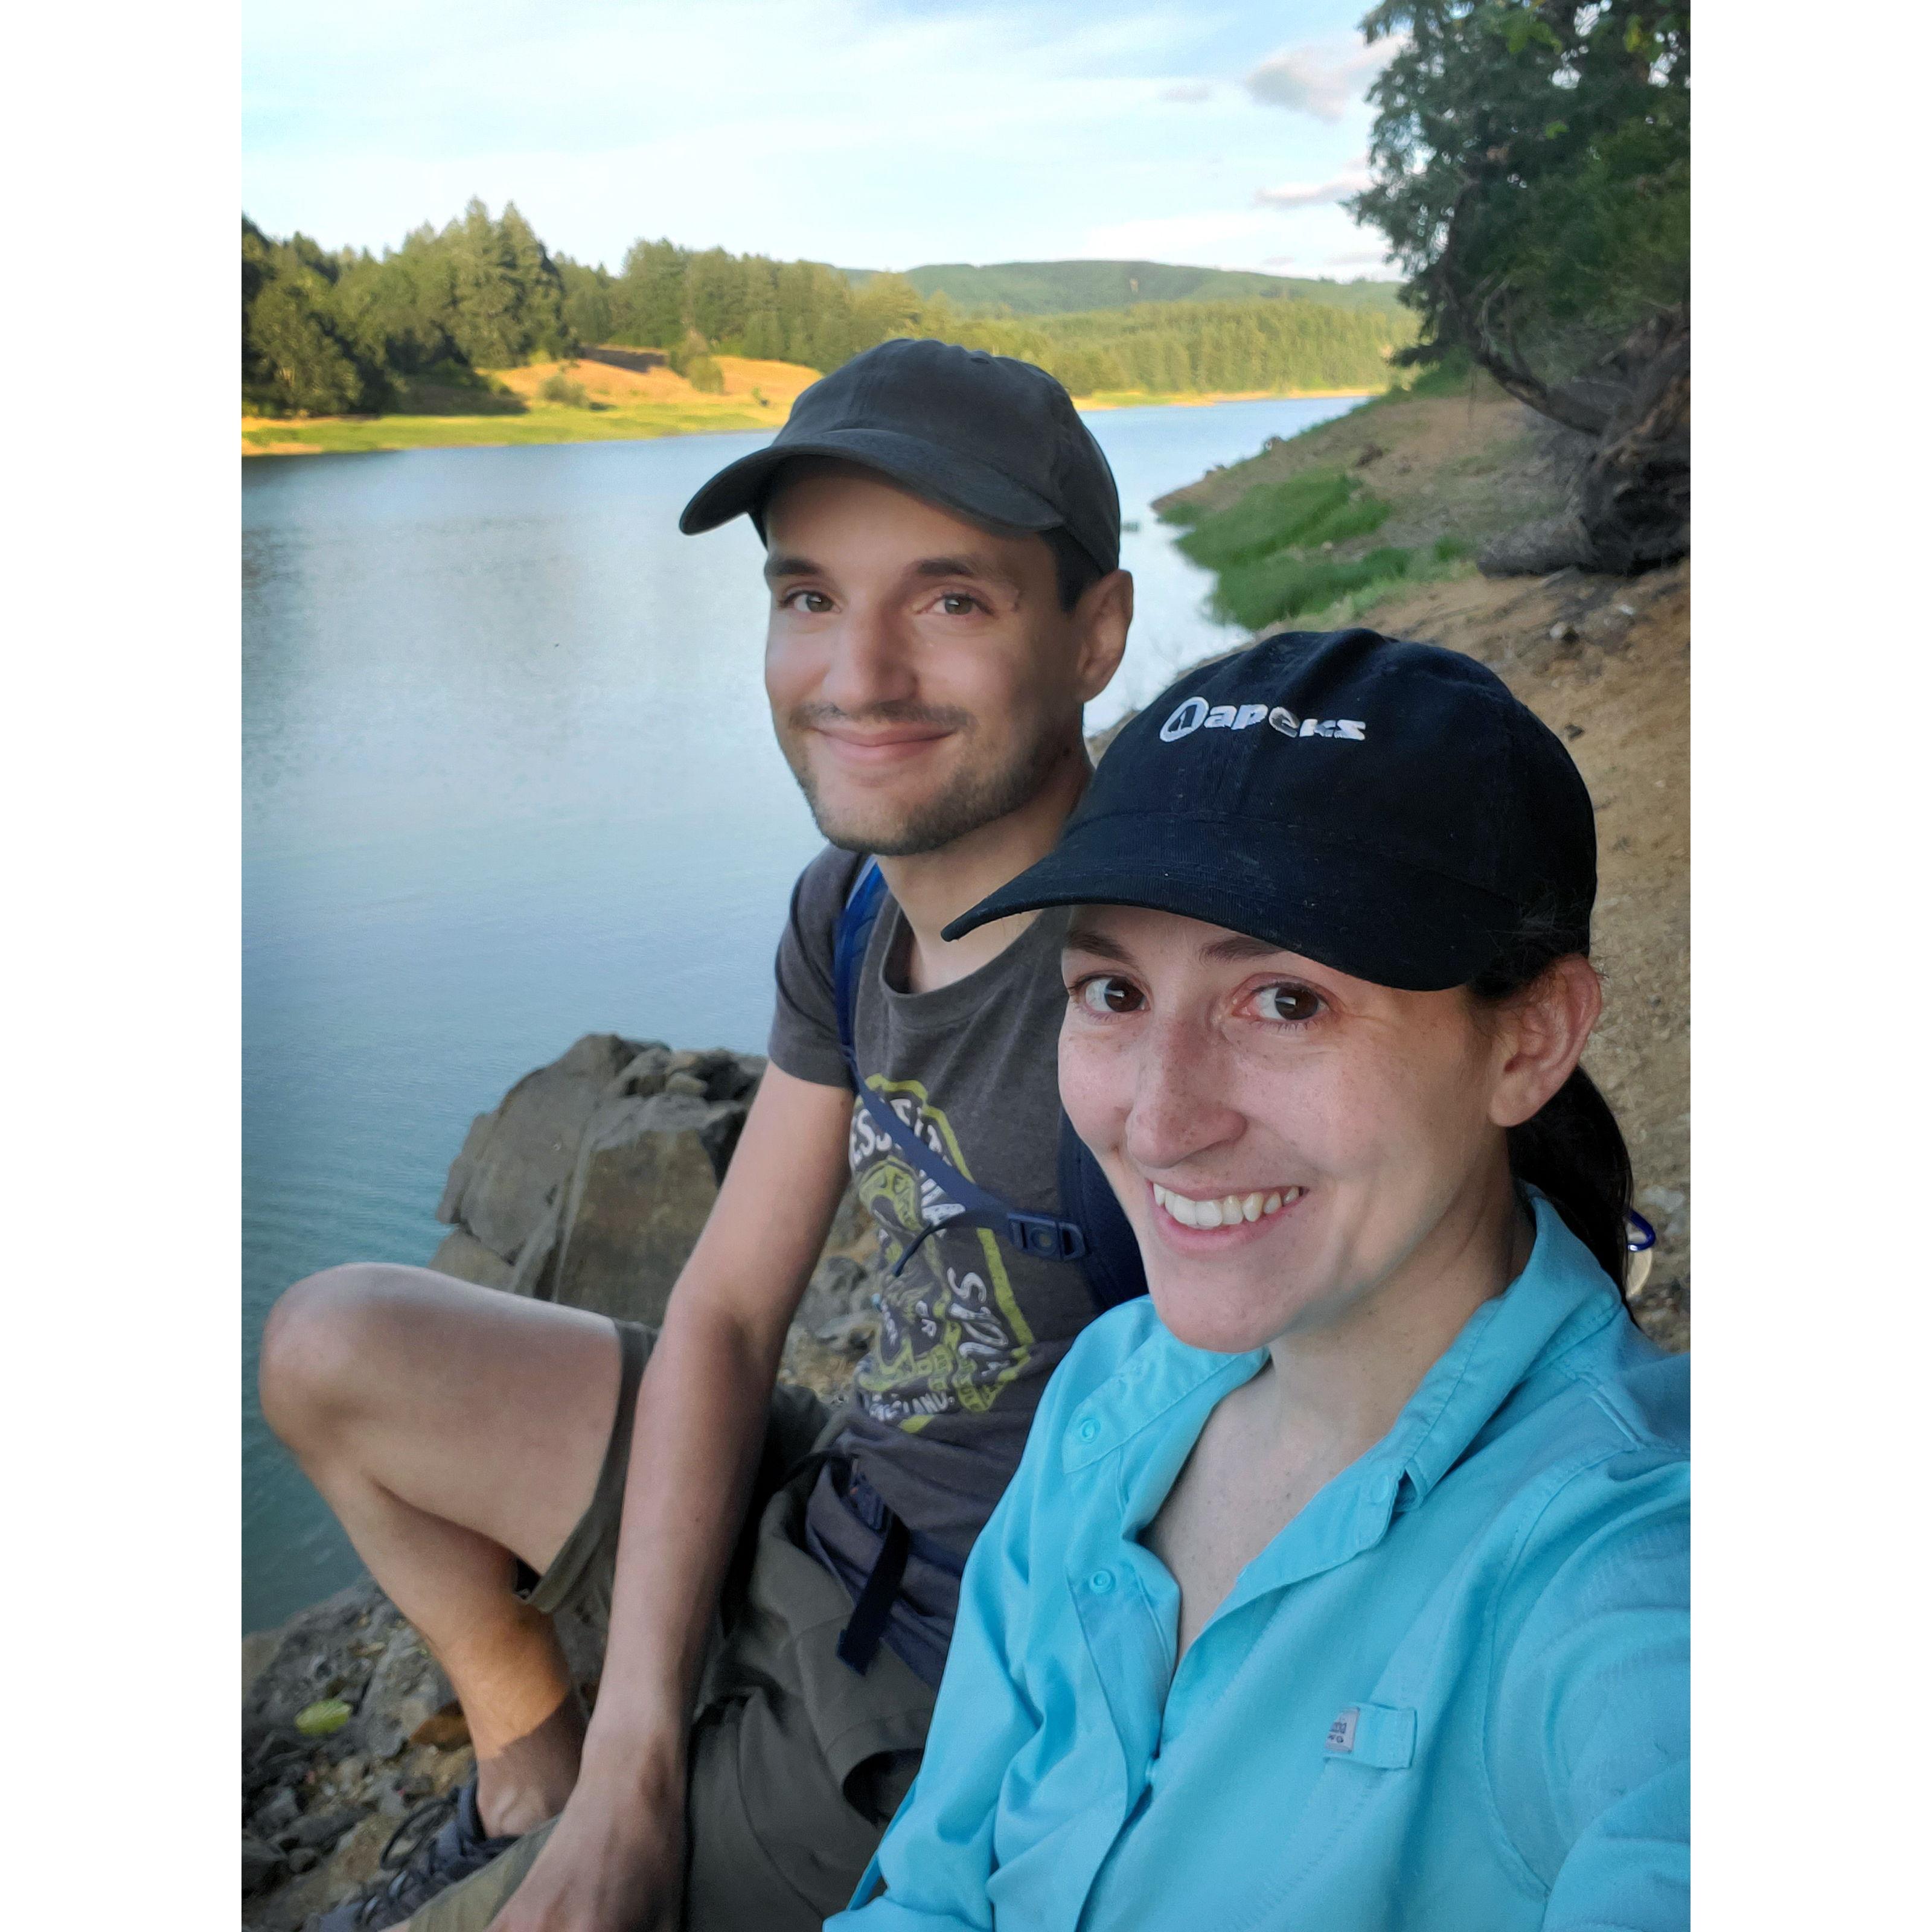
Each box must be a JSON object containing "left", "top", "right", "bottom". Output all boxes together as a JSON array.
[{"left": 258, "top": 1262, "right": 420, "bottom": 1452}]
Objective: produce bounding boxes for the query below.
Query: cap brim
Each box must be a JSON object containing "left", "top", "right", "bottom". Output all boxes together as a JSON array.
[
  {"left": 941, "top": 811, "right": 1518, "bottom": 993},
  {"left": 679, "top": 427, "right": 1064, "bottom": 539}
]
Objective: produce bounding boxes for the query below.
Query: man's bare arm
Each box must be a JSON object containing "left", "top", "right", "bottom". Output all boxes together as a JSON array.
[{"left": 491, "top": 1061, "right": 856, "bottom": 1929}]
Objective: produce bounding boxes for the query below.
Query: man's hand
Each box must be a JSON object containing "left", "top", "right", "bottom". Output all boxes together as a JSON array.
[{"left": 488, "top": 1754, "right": 686, "bottom": 1932}]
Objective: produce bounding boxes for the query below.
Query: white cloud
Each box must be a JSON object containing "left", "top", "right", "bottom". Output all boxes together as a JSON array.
[
  {"left": 1244, "top": 34, "right": 1403, "bottom": 123},
  {"left": 1255, "top": 169, "right": 1371, "bottom": 209},
  {"left": 1325, "top": 248, "right": 1394, "bottom": 270},
  {"left": 1159, "top": 81, "right": 1213, "bottom": 102}
]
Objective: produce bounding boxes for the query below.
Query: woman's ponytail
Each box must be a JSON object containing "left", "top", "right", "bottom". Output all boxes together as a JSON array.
[{"left": 1472, "top": 909, "right": 1634, "bottom": 1290}]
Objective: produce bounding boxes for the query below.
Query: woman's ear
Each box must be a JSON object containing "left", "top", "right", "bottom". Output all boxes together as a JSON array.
[{"left": 1488, "top": 956, "right": 1603, "bottom": 1131}]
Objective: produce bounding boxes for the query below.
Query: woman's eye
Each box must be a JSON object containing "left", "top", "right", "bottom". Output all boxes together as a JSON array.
[
  {"left": 1075, "top": 975, "right": 1144, "bottom": 1016},
  {"left": 1253, "top": 982, "right": 1322, "bottom": 1024}
]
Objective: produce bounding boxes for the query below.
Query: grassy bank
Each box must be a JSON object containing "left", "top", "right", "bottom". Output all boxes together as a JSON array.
[
  {"left": 243, "top": 354, "right": 1390, "bottom": 458},
  {"left": 1151, "top": 360, "right": 1572, "bottom": 633}
]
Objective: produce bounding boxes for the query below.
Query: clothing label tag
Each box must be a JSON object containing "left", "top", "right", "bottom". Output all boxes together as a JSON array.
[{"left": 1326, "top": 1707, "right": 1360, "bottom": 1754}]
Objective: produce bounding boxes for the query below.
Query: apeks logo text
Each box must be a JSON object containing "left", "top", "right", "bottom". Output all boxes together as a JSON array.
[{"left": 1159, "top": 696, "right": 1367, "bottom": 743}]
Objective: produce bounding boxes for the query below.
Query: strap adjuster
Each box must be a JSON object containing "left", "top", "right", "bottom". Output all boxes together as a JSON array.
[{"left": 1007, "top": 1212, "right": 1087, "bottom": 1262}]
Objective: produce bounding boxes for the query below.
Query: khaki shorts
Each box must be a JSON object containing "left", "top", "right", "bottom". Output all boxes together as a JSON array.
[{"left": 408, "top": 1321, "right": 936, "bottom": 1931}]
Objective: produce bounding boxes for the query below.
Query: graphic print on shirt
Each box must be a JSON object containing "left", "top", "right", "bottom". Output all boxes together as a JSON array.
[{"left": 849, "top": 1076, "right": 1036, "bottom": 1432}]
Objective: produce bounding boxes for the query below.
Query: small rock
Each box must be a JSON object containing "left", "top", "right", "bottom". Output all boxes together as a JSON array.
[
  {"left": 1563, "top": 723, "right": 1585, "bottom": 741},
  {"left": 293, "top": 1809, "right": 363, "bottom": 1851},
  {"left": 287, "top": 1846, "right": 321, "bottom": 1875},
  {"left": 664, "top": 1071, "right": 708, "bottom": 1098},
  {"left": 334, "top": 1753, "right": 367, "bottom": 1788},
  {"left": 255, "top": 1786, "right": 302, "bottom": 1834},
  {"left": 1616, "top": 602, "right": 1637, "bottom": 618},
  {"left": 816, "top": 1313, "right": 879, "bottom": 1357},
  {"left": 1320, "top": 540, "right": 1335, "bottom": 552},
  {"left": 242, "top": 1833, "right": 285, "bottom": 1893},
  {"left": 1549, "top": 621, "right": 1580, "bottom": 644},
  {"left": 1354, "top": 440, "right": 1386, "bottom": 467}
]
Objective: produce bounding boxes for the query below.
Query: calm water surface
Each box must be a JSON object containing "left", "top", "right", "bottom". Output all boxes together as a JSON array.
[{"left": 242, "top": 394, "right": 1364, "bottom": 1630}]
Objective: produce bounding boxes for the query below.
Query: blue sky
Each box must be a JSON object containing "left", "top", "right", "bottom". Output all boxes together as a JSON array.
[{"left": 242, "top": 0, "right": 1404, "bottom": 277}]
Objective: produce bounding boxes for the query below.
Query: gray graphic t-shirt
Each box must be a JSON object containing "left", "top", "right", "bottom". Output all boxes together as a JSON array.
[{"left": 767, "top": 845, "right": 1099, "bottom": 1681}]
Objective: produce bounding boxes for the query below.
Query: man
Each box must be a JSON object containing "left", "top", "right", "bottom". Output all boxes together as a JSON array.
[{"left": 260, "top": 336, "right": 1134, "bottom": 1930}]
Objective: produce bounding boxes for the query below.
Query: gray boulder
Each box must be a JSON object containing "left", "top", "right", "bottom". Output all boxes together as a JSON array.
[
  {"left": 429, "top": 1034, "right": 784, "bottom": 1326},
  {"left": 436, "top": 1034, "right": 647, "bottom": 1264}
]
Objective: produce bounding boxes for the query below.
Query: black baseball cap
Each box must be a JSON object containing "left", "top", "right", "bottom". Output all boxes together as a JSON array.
[
  {"left": 943, "top": 628, "right": 1596, "bottom": 992},
  {"left": 677, "top": 337, "right": 1122, "bottom": 574}
]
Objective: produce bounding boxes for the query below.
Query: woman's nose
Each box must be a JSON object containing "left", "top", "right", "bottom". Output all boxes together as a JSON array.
[{"left": 1120, "top": 1023, "right": 1246, "bottom": 1176}]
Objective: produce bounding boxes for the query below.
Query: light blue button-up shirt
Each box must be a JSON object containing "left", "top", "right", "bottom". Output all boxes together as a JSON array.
[{"left": 830, "top": 1197, "right": 1689, "bottom": 1931}]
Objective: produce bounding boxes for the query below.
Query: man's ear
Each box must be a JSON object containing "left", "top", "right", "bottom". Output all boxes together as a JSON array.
[
  {"left": 1072, "top": 569, "right": 1133, "bottom": 703},
  {"left": 1488, "top": 955, "right": 1602, "bottom": 1130}
]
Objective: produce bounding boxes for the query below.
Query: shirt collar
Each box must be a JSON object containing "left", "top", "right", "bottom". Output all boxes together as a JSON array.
[{"left": 1062, "top": 1194, "right": 1622, "bottom": 1508}]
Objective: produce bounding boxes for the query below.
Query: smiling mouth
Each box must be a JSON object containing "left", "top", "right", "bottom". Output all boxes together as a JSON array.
[{"left": 1151, "top": 1183, "right": 1305, "bottom": 1231}]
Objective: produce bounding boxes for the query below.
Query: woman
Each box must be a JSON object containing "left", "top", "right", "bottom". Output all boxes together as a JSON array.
[{"left": 828, "top": 628, "right": 1688, "bottom": 1931}]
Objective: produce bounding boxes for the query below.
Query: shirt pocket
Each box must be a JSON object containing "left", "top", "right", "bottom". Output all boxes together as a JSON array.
[{"left": 1322, "top": 1700, "right": 1418, "bottom": 1770}]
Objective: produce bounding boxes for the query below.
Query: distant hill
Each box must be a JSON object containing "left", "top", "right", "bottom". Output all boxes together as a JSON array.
[{"left": 841, "top": 260, "right": 1406, "bottom": 318}]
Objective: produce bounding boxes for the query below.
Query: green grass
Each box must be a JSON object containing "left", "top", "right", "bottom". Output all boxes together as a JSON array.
[
  {"left": 243, "top": 399, "right": 775, "bottom": 455},
  {"left": 1213, "top": 544, "right": 1417, "bottom": 631},
  {"left": 1171, "top": 469, "right": 1393, "bottom": 569}
]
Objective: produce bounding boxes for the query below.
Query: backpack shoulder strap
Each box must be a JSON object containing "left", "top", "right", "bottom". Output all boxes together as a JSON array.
[
  {"left": 1057, "top": 1113, "right": 1148, "bottom": 1313},
  {"left": 831, "top": 857, "right": 1089, "bottom": 1267}
]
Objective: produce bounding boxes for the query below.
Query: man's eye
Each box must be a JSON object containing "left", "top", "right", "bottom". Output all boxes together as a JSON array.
[
  {"left": 938, "top": 593, "right": 981, "bottom": 615},
  {"left": 782, "top": 589, "right": 833, "bottom": 613},
  {"left": 1075, "top": 975, "right": 1144, "bottom": 1016},
  {"left": 1253, "top": 982, "right": 1322, "bottom": 1024}
]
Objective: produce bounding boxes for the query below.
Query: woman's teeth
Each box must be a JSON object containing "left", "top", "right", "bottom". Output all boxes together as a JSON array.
[{"left": 1152, "top": 1184, "right": 1303, "bottom": 1230}]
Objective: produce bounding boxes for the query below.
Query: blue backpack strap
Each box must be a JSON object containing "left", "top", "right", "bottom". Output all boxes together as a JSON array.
[
  {"left": 832, "top": 858, "right": 1089, "bottom": 1266},
  {"left": 1056, "top": 1113, "right": 1147, "bottom": 1313}
]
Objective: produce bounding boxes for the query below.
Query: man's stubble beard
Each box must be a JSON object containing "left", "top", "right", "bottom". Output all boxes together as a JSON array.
[{"left": 779, "top": 702, "right": 1076, "bottom": 857}]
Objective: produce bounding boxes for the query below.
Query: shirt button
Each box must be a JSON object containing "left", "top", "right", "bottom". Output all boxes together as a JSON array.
[
  {"left": 1076, "top": 1418, "right": 1101, "bottom": 1444},
  {"left": 1089, "top": 1568, "right": 1116, "bottom": 1594}
]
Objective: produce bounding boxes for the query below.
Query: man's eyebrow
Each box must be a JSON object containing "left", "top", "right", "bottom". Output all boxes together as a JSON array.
[
  {"left": 763, "top": 552, "right": 819, "bottom": 581},
  {"left": 912, "top": 553, "right": 1017, "bottom": 585}
]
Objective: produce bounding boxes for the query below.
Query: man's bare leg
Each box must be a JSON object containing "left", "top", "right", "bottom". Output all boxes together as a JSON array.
[{"left": 259, "top": 1264, "right": 624, "bottom": 1837}]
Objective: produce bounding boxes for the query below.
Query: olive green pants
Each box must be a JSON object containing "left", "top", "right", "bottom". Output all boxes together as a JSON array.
[{"left": 408, "top": 1322, "right": 935, "bottom": 1931}]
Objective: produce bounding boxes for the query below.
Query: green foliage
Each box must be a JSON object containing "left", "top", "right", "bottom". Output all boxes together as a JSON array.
[
  {"left": 537, "top": 369, "right": 593, "bottom": 407},
  {"left": 240, "top": 218, "right": 389, "bottom": 415},
  {"left": 1174, "top": 471, "right": 1392, "bottom": 572},
  {"left": 844, "top": 260, "right": 1408, "bottom": 316},
  {"left": 1161, "top": 464, "right": 1425, "bottom": 630},
  {"left": 1215, "top": 544, "right": 1416, "bottom": 632},
  {"left": 243, "top": 205, "right": 1417, "bottom": 420},
  {"left": 1352, "top": 2, "right": 1689, "bottom": 394}
]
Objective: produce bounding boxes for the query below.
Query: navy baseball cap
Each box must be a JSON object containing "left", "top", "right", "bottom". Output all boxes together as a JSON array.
[
  {"left": 943, "top": 628, "right": 1596, "bottom": 992},
  {"left": 677, "top": 337, "right": 1122, "bottom": 574}
]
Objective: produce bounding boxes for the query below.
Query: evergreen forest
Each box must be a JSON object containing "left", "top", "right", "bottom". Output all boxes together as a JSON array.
[{"left": 242, "top": 200, "right": 1416, "bottom": 418}]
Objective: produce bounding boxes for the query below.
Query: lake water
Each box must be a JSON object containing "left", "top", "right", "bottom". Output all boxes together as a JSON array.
[{"left": 242, "top": 394, "right": 1364, "bottom": 1632}]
